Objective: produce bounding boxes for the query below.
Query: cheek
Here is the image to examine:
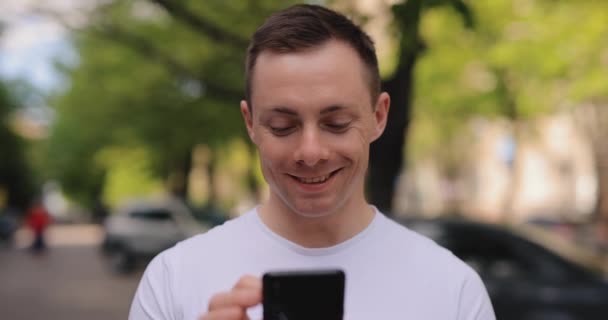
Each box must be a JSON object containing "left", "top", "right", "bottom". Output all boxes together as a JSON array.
[
  {"left": 342, "top": 126, "right": 370, "bottom": 149},
  {"left": 345, "top": 120, "right": 373, "bottom": 143},
  {"left": 325, "top": 130, "right": 369, "bottom": 162},
  {"left": 258, "top": 140, "right": 290, "bottom": 168}
]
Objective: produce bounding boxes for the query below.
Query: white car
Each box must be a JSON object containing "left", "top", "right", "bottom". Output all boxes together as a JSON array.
[{"left": 102, "top": 197, "right": 209, "bottom": 272}]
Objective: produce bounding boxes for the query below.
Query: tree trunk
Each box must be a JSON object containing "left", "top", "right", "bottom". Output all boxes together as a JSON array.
[
  {"left": 573, "top": 101, "right": 608, "bottom": 253},
  {"left": 167, "top": 149, "right": 193, "bottom": 200},
  {"left": 500, "top": 124, "right": 523, "bottom": 223},
  {"left": 593, "top": 136, "right": 608, "bottom": 252},
  {"left": 246, "top": 142, "right": 263, "bottom": 202},
  {"left": 368, "top": 0, "right": 423, "bottom": 214},
  {"left": 204, "top": 152, "right": 219, "bottom": 206},
  {"left": 493, "top": 68, "right": 523, "bottom": 223},
  {"left": 90, "top": 170, "right": 108, "bottom": 223}
]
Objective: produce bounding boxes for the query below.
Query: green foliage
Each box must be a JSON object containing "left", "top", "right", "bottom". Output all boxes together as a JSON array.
[
  {"left": 45, "top": 0, "right": 608, "bottom": 207},
  {"left": 99, "top": 146, "right": 164, "bottom": 207},
  {"left": 46, "top": 0, "right": 299, "bottom": 205},
  {"left": 409, "top": 0, "right": 608, "bottom": 161}
]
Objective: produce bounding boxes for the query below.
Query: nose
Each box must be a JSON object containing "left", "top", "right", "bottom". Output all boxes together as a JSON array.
[{"left": 293, "top": 126, "right": 330, "bottom": 167}]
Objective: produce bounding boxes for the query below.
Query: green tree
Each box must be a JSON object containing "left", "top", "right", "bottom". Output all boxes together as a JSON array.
[
  {"left": 47, "top": 0, "right": 297, "bottom": 207},
  {"left": 409, "top": 0, "right": 608, "bottom": 224},
  {"left": 48, "top": 0, "right": 608, "bottom": 225},
  {"left": 365, "top": 0, "right": 474, "bottom": 213},
  {"left": 0, "top": 82, "right": 35, "bottom": 211}
]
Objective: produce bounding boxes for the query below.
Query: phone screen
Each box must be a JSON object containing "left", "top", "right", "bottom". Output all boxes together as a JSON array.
[{"left": 263, "top": 269, "right": 345, "bottom": 320}]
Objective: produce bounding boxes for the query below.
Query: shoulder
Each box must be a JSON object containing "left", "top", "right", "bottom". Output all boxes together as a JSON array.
[
  {"left": 375, "top": 214, "right": 495, "bottom": 319},
  {"left": 129, "top": 210, "right": 259, "bottom": 319},
  {"left": 376, "top": 215, "right": 451, "bottom": 257},
  {"left": 332, "top": 210, "right": 494, "bottom": 318},
  {"left": 166, "top": 209, "right": 255, "bottom": 262},
  {"left": 376, "top": 213, "right": 477, "bottom": 277}
]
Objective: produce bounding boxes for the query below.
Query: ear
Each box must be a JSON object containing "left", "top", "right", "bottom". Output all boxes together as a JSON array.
[
  {"left": 370, "top": 92, "right": 390, "bottom": 142},
  {"left": 240, "top": 100, "right": 256, "bottom": 143}
]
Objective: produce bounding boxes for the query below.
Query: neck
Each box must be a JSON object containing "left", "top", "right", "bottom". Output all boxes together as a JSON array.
[{"left": 258, "top": 194, "right": 375, "bottom": 248}]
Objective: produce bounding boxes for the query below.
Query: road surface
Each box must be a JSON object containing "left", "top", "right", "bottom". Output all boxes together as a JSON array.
[{"left": 0, "top": 224, "right": 143, "bottom": 320}]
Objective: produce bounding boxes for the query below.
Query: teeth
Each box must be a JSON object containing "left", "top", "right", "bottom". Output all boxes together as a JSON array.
[{"left": 298, "top": 174, "right": 331, "bottom": 184}]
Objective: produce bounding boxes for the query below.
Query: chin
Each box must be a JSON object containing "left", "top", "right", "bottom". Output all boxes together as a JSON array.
[{"left": 287, "top": 198, "right": 343, "bottom": 219}]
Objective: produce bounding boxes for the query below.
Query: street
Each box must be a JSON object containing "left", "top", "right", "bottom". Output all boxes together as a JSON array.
[{"left": 0, "top": 225, "right": 143, "bottom": 320}]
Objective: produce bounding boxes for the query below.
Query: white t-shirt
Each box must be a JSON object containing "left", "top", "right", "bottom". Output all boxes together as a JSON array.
[{"left": 129, "top": 207, "right": 495, "bottom": 320}]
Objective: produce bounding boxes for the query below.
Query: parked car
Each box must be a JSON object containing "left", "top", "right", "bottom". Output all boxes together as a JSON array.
[
  {"left": 398, "top": 217, "right": 608, "bottom": 320},
  {"left": 102, "top": 198, "right": 210, "bottom": 272}
]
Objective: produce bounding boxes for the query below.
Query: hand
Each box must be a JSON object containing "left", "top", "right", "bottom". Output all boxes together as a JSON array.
[{"left": 199, "top": 275, "right": 262, "bottom": 320}]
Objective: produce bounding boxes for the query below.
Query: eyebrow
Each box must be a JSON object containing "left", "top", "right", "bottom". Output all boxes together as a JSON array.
[
  {"left": 269, "top": 107, "right": 298, "bottom": 116},
  {"left": 320, "top": 105, "right": 346, "bottom": 115},
  {"left": 266, "top": 105, "right": 348, "bottom": 116}
]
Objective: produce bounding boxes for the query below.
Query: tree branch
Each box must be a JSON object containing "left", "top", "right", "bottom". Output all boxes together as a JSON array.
[
  {"left": 147, "top": 0, "right": 249, "bottom": 48},
  {"left": 92, "top": 23, "right": 243, "bottom": 101},
  {"left": 31, "top": 5, "right": 243, "bottom": 101}
]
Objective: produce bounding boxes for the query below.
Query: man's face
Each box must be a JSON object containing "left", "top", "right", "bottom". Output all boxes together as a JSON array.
[{"left": 241, "top": 40, "right": 389, "bottom": 218}]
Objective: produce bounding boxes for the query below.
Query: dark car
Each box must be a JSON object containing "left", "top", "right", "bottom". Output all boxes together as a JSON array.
[{"left": 398, "top": 217, "right": 608, "bottom": 320}]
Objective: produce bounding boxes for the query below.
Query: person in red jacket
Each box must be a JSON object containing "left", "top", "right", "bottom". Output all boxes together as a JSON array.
[{"left": 25, "top": 200, "right": 52, "bottom": 252}]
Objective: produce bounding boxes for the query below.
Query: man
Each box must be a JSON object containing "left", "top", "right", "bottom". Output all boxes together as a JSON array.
[{"left": 130, "top": 4, "right": 495, "bottom": 320}]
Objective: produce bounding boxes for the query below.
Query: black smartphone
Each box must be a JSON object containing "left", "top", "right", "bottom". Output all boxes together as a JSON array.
[{"left": 263, "top": 269, "right": 345, "bottom": 320}]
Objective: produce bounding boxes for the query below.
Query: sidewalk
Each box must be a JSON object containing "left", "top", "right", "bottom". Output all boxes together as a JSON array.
[{"left": 0, "top": 224, "right": 143, "bottom": 320}]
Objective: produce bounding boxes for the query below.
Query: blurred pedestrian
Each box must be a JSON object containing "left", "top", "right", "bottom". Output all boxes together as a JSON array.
[{"left": 25, "top": 200, "right": 52, "bottom": 252}]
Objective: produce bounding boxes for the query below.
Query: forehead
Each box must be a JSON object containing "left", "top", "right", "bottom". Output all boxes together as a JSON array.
[{"left": 250, "top": 40, "right": 373, "bottom": 113}]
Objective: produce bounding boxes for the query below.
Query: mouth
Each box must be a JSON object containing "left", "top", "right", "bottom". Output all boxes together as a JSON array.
[{"left": 289, "top": 168, "right": 342, "bottom": 185}]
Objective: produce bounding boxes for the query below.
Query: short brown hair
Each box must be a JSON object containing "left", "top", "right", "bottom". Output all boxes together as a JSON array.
[{"left": 245, "top": 4, "right": 380, "bottom": 108}]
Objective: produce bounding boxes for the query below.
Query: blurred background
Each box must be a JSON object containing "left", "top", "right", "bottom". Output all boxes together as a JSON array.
[{"left": 1, "top": 0, "right": 608, "bottom": 319}]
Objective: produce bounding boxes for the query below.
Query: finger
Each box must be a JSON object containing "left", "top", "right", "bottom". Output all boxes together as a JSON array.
[
  {"left": 233, "top": 275, "right": 262, "bottom": 291},
  {"left": 199, "top": 306, "right": 249, "bottom": 320},
  {"left": 208, "top": 289, "right": 261, "bottom": 310}
]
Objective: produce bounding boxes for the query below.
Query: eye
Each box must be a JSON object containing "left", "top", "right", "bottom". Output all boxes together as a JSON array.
[
  {"left": 323, "top": 122, "right": 351, "bottom": 133},
  {"left": 269, "top": 126, "right": 296, "bottom": 136}
]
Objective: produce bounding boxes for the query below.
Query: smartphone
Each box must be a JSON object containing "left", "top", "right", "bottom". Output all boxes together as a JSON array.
[{"left": 263, "top": 269, "right": 345, "bottom": 320}]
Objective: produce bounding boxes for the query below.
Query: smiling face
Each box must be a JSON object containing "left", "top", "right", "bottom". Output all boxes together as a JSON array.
[{"left": 241, "top": 39, "right": 389, "bottom": 219}]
